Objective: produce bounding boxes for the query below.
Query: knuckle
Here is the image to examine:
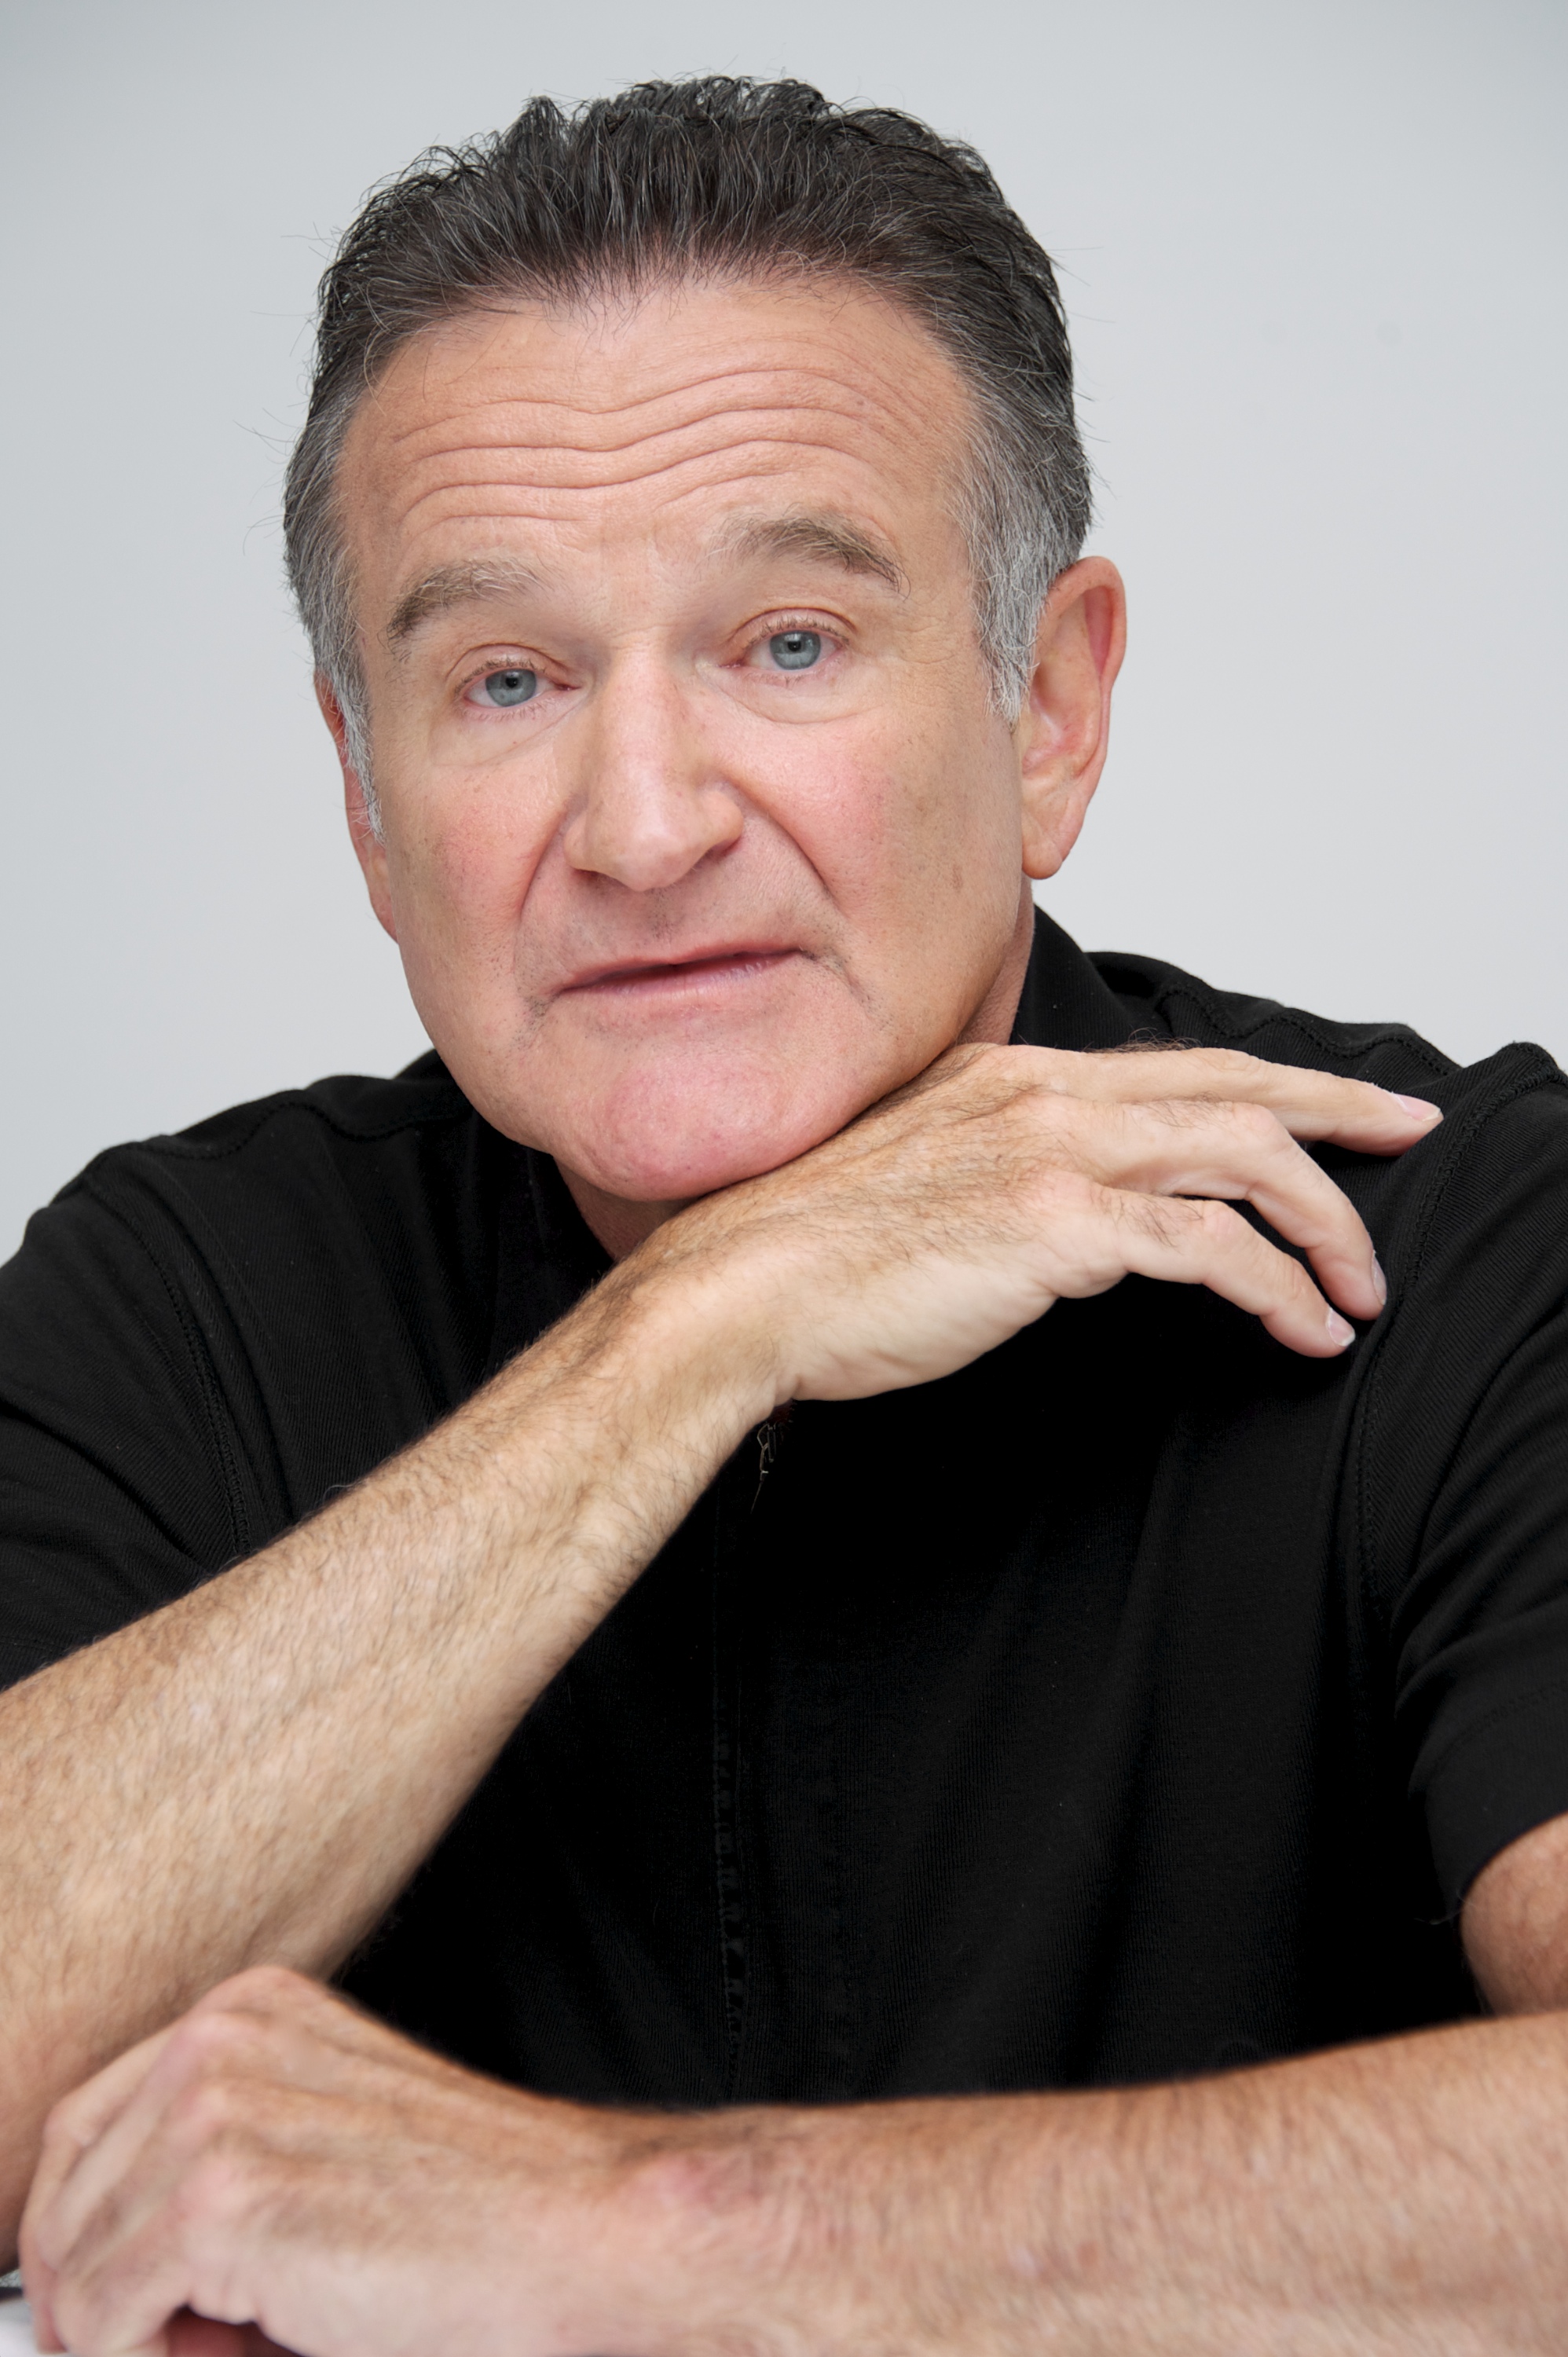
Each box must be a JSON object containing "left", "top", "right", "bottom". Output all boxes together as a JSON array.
[
  {"left": 211, "top": 1962, "right": 314, "bottom": 2010},
  {"left": 181, "top": 2142, "right": 254, "bottom": 2233},
  {"left": 1019, "top": 1045, "right": 1078, "bottom": 1094},
  {"left": 1187, "top": 1196, "right": 1244, "bottom": 1249},
  {"left": 1134, "top": 1096, "right": 1205, "bottom": 1131},
  {"left": 167, "top": 1992, "right": 293, "bottom": 2095},
  {"left": 173, "top": 2007, "right": 250, "bottom": 2069},
  {"left": 1192, "top": 1048, "right": 1265, "bottom": 1083},
  {"left": 1134, "top": 1200, "right": 1184, "bottom": 1251},
  {"left": 1134, "top": 1096, "right": 1236, "bottom": 1144},
  {"left": 1223, "top": 1098, "right": 1286, "bottom": 1148},
  {"left": 38, "top": 2088, "right": 90, "bottom": 2154},
  {"left": 1310, "top": 1197, "right": 1366, "bottom": 1248},
  {"left": 178, "top": 1964, "right": 320, "bottom": 2053},
  {"left": 1015, "top": 1091, "right": 1083, "bottom": 1155},
  {"left": 172, "top": 2069, "right": 247, "bottom": 2148},
  {"left": 1025, "top": 1164, "right": 1097, "bottom": 1222},
  {"left": 1112, "top": 1191, "right": 1186, "bottom": 1251}
]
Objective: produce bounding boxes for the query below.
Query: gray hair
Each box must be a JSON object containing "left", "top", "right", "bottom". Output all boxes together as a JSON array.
[{"left": 283, "top": 79, "right": 1094, "bottom": 819}]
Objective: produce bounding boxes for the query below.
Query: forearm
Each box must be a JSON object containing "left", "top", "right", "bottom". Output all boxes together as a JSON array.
[
  {"left": 0, "top": 1251, "right": 771, "bottom": 2244},
  {"left": 588, "top": 2014, "right": 1568, "bottom": 2355},
  {"left": 0, "top": 1046, "right": 1448, "bottom": 2278}
]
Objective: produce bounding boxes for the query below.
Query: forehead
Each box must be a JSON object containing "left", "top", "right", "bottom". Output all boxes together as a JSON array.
[{"left": 335, "top": 277, "right": 973, "bottom": 600}]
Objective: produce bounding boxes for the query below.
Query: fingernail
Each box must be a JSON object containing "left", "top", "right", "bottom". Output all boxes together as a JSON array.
[
  {"left": 1391, "top": 1094, "right": 1442, "bottom": 1124},
  {"left": 1372, "top": 1255, "right": 1387, "bottom": 1305},
  {"left": 1326, "top": 1310, "right": 1357, "bottom": 1349}
]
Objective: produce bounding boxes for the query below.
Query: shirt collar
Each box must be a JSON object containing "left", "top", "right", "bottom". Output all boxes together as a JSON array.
[{"left": 1010, "top": 906, "right": 1144, "bottom": 1053}]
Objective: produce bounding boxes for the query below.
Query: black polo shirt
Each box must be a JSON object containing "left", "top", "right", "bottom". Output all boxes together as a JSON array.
[{"left": 3, "top": 914, "right": 1568, "bottom": 2103}]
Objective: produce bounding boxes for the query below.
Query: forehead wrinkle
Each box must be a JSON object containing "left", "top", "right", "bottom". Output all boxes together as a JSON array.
[
  {"left": 385, "top": 390, "right": 896, "bottom": 473},
  {"left": 381, "top": 351, "right": 934, "bottom": 450},
  {"left": 390, "top": 433, "right": 906, "bottom": 531}
]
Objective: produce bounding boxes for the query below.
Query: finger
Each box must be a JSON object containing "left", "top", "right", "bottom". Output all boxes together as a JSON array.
[
  {"left": 1090, "top": 1187, "right": 1358, "bottom": 1358},
  {"left": 30, "top": 1973, "right": 317, "bottom": 2293},
  {"left": 178, "top": 2322, "right": 292, "bottom": 2357},
  {"left": 27, "top": 2034, "right": 185, "bottom": 2282},
  {"left": 21, "top": 2027, "right": 178, "bottom": 2349},
  {"left": 1066, "top": 1099, "right": 1387, "bottom": 1321},
  {"left": 26, "top": 2010, "right": 251, "bottom": 2357},
  {"left": 34, "top": 1974, "right": 390, "bottom": 2357},
  {"left": 1039, "top": 1046, "right": 1442, "bottom": 1153},
  {"left": 39, "top": 2106, "right": 222, "bottom": 2357},
  {"left": 170, "top": 2311, "right": 251, "bottom": 2357}
]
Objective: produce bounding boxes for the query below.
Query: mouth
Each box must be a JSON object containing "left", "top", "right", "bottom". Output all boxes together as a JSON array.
[{"left": 560, "top": 945, "right": 802, "bottom": 999}]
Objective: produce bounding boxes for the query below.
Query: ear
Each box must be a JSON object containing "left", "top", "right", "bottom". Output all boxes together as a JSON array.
[
  {"left": 315, "top": 673, "right": 398, "bottom": 943},
  {"left": 1013, "top": 557, "right": 1127, "bottom": 882}
]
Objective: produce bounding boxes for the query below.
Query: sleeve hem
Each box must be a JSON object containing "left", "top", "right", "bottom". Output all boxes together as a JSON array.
[{"left": 1420, "top": 1679, "right": 1568, "bottom": 1915}]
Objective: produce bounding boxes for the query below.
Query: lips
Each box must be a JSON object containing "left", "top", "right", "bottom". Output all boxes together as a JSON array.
[{"left": 559, "top": 945, "right": 800, "bottom": 995}]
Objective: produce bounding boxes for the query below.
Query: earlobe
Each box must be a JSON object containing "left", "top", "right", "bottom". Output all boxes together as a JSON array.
[
  {"left": 1020, "top": 780, "right": 1086, "bottom": 883},
  {"left": 1014, "top": 558, "right": 1127, "bottom": 884}
]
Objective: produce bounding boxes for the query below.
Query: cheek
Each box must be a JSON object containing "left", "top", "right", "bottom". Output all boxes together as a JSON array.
[
  {"left": 762, "top": 706, "right": 1017, "bottom": 923},
  {"left": 775, "top": 753, "right": 903, "bottom": 907},
  {"left": 379, "top": 775, "right": 552, "bottom": 993}
]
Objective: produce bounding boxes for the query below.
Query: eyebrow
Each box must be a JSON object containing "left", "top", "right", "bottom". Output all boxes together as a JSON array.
[
  {"left": 383, "top": 510, "right": 907, "bottom": 651},
  {"left": 386, "top": 558, "right": 545, "bottom": 649},
  {"left": 720, "top": 511, "right": 908, "bottom": 594}
]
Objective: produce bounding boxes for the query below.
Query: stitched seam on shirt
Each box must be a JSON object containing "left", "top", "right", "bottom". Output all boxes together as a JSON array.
[
  {"left": 0, "top": 1401, "right": 205, "bottom": 1570},
  {"left": 1410, "top": 1673, "right": 1568, "bottom": 1792},
  {"left": 1402, "top": 1068, "right": 1567, "bottom": 1288},
  {"left": 75, "top": 1092, "right": 474, "bottom": 1177},
  {"left": 1353, "top": 1062, "right": 1568, "bottom": 1643},
  {"left": 1141, "top": 977, "right": 1456, "bottom": 1076},
  {"left": 709, "top": 1501, "right": 746, "bottom": 2095}
]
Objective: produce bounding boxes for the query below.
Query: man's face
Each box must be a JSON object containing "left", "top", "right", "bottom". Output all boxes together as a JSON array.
[{"left": 336, "top": 278, "right": 1037, "bottom": 1206}]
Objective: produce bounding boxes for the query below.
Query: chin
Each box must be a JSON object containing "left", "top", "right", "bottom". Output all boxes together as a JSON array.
[
  {"left": 565, "top": 1120, "right": 831, "bottom": 1206},
  {"left": 552, "top": 1061, "right": 874, "bottom": 1204}
]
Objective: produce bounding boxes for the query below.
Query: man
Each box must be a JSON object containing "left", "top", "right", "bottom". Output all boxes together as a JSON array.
[{"left": 4, "top": 75, "right": 1568, "bottom": 2354}]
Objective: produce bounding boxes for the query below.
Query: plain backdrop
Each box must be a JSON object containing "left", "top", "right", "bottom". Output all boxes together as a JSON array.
[{"left": 2, "top": 0, "right": 1564, "bottom": 1263}]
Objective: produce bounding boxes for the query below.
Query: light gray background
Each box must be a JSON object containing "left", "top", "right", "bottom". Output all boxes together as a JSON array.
[{"left": 3, "top": 0, "right": 1563, "bottom": 1263}]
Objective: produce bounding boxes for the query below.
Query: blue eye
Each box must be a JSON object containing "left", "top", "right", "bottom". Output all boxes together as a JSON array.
[
  {"left": 768, "top": 629, "right": 822, "bottom": 671},
  {"left": 476, "top": 668, "right": 537, "bottom": 706}
]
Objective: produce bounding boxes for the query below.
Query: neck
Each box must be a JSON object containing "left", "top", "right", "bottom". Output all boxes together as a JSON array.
[{"left": 560, "top": 885, "right": 1037, "bottom": 1263}]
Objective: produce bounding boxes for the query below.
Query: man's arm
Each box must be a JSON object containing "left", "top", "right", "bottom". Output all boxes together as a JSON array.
[
  {"left": 0, "top": 1244, "right": 771, "bottom": 2252},
  {"left": 0, "top": 1043, "right": 1423, "bottom": 2255},
  {"left": 19, "top": 1884, "right": 1568, "bottom": 2357}
]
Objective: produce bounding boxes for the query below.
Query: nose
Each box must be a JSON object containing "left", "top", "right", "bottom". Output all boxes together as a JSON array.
[{"left": 560, "top": 655, "right": 742, "bottom": 892}]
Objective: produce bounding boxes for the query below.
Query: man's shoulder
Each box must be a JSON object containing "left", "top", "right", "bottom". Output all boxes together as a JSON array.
[
  {"left": 12, "top": 1053, "right": 500, "bottom": 1366},
  {"left": 1085, "top": 937, "right": 1568, "bottom": 1292},
  {"left": 87, "top": 1050, "right": 471, "bottom": 1168},
  {"left": 1089, "top": 948, "right": 1467, "bottom": 1092},
  {"left": 0, "top": 1061, "right": 504, "bottom": 1677},
  {"left": 1024, "top": 911, "right": 1553, "bottom": 1111},
  {"left": 1090, "top": 944, "right": 1568, "bottom": 1226},
  {"left": 53, "top": 1050, "right": 477, "bottom": 1222}
]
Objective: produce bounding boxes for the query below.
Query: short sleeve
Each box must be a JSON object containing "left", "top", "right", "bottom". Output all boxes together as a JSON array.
[
  {"left": 0, "top": 1170, "right": 248, "bottom": 1688},
  {"left": 1357, "top": 1061, "right": 1568, "bottom": 1912}
]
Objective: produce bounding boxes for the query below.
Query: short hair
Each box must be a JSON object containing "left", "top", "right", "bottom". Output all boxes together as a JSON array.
[{"left": 283, "top": 77, "right": 1093, "bottom": 805}]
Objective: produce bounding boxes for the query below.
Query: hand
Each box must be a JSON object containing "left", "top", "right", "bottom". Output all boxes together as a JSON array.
[
  {"left": 19, "top": 1970, "right": 640, "bottom": 2357},
  {"left": 650, "top": 1042, "right": 1441, "bottom": 1402}
]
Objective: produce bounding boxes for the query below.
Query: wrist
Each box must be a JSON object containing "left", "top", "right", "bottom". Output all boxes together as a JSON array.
[
  {"left": 561, "top": 2105, "right": 808, "bottom": 2357},
  {"left": 591, "top": 1219, "right": 791, "bottom": 1432},
  {"left": 453, "top": 1237, "right": 786, "bottom": 1652}
]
